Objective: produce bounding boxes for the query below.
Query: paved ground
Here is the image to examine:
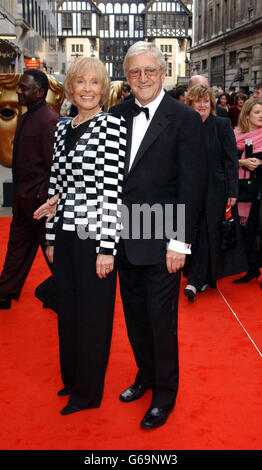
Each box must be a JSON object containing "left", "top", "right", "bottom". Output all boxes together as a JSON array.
[{"left": 0, "top": 165, "right": 12, "bottom": 216}]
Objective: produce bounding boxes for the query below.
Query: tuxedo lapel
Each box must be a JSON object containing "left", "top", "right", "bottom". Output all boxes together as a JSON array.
[
  {"left": 120, "top": 99, "right": 135, "bottom": 178},
  {"left": 129, "top": 93, "right": 172, "bottom": 174}
]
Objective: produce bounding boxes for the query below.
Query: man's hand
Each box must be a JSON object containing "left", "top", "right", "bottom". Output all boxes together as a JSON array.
[{"left": 166, "top": 250, "right": 186, "bottom": 274}]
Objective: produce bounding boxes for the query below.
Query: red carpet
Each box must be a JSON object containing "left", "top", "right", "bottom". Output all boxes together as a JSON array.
[{"left": 0, "top": 217, "right": 262, "bottom": 450}]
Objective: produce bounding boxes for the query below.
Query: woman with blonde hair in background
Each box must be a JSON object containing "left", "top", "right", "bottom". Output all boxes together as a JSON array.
[{"left": 233, "top": 98, "right": 262, "bottom": 285}]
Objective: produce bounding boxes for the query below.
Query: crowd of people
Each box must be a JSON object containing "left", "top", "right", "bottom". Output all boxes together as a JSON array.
[
  {"left": 170, "top": 78, "right": 262, "bottom": 299},
  {"left": 0, "top": 42, "right": 261, "bottom": 429}
]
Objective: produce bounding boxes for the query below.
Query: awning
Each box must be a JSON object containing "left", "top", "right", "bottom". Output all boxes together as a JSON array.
[{"left": 0, "top": 39, "right": 17, "bottom": 65}]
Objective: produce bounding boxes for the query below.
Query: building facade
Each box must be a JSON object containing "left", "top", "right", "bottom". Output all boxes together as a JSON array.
[
  {"left": 57, "top": 0, "right": 192, "bottom": 86},
  {"left": 190, "top": 0, "right": 262, "bottom": 92},
  {"left": 17, "top": 0, "right": 58, "bottom": 73},
  {"left": 0, "top": 0, "right": 25, "bottom": 72},
  {"left": 0, "top": 0, "right": 57, "bottom": 73}
]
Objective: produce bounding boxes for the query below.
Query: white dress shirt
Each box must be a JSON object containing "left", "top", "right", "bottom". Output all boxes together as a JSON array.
[{"left": 129, "top": 89, "right": 191, "bottom": 255}]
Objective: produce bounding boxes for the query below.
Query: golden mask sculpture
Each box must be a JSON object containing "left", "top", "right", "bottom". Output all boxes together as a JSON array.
[
  {"left": 0, "top": 74, "right": 64, "bottom": 168},
  {"left": 103, "top": 80, "right": 123, "bottom": 112}
]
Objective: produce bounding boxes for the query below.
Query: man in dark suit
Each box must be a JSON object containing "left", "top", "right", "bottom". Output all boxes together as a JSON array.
[
  {"left": 0, "top": 69, "right": 58, "bottom": 309},
  {"left": 110, "top": 42, "right": 206, "bottom": 429}
]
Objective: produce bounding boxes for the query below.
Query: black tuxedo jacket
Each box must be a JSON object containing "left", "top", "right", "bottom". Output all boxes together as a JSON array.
[{"left": 110, "top": 91, "right": 206, "bottom": 265}]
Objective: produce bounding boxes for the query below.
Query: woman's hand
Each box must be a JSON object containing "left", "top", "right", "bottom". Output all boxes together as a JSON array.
[
  {"left": 46, "top": 246, "right": 54, "bottom": 264},
  {"left": 96, "top": 254, "right": 114, "bottom": 279},
  {"left": 240, "top": 158, "right": 261, "bottom": 171},
  {"left": 33, "top": 194, "right": 59, "bottom": 221}
]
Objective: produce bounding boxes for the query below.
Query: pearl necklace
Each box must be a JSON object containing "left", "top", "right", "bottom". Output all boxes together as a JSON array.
[{"left": 71, "top": 108, "right": 102, "bottom": 129}]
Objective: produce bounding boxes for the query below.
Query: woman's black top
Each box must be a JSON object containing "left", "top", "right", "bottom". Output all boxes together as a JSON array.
[{"left": 65, "top": 119, "right": 91, "bottom": 155}]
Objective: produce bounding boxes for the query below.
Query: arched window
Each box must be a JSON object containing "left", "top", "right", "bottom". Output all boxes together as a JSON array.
[
  {"left": 138, "top": 3, "right": 144, "bottom": 13},
  {"left": 115, "top": 3, "right": 121, "bottom": 14},
  {"left": 98, "top": 3, "right": 105, "bottom": 14},
  {"left": 106, "top": 3, "right": 113, "bottom": 14},
  {"left": 122, "top": 3, "right": 129, "bottom": 14},
  {"left": 130, "top": 3, "right": 137, "bottom": 14}
]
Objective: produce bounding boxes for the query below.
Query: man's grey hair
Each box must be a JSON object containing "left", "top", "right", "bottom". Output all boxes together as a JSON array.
[{"left": 123, "top": 41, "right": 166, "bottom": 73}]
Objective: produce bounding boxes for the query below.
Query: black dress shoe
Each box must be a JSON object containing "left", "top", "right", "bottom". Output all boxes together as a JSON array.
[
  {"left": 140, "top": 401, "right": 175, "bottom": 430},
  {"left": 119, "top": 383, "right": 152, "bottom": 403},
  {"left": 233, "top": 268, "right": 260, "bottom": 284},
  {"left": 209, "top": 281, "right": 217, "bottom": 289},
  {"left": 57, "top": 387, "right": 72, "bottom": 397},
  {"left": 60, "top": 401, "right": 85, "bottom": 415},
  {"left": 0, "top": 296, "right": 11, "bottom": 309},
  {"left": 184, "top": 286, "right": 196, "bottom": 302}
]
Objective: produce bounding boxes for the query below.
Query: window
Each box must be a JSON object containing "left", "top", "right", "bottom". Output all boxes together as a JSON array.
[
  {"left": 176, "top": 16, "right": 186, "bottom": 29},
  {"left": 211, "top": 55, "right": 224, "bottom": 69},
  {"left": 248, "top": 0, "right": 254, "bottom": 20},
  {"left": 209, "top": 8, "right": 213, "bottom": 36},
  {"left": 99, "top": 38, "right": 135, "bottom": 79},
  {"left": 35, "top": 1, "right": 38, "bottom": 31},
  {"left": 62, "top": 12, "right": 73, "bottom": 29},
  {"left": 31, "top": 0, "right": 34, "bottom": 28},
  {"left": 167, "top": 62, "right": 172, "bottom": 77},
  {"left": 134, "top": 15, "right": 143, "bottom": 30},
  {"left": 229, "top": 51, "right": 236, "bottom": 66},
  {"left": 223, "top": 0, "right": 229, "bottom": 30},
  {"left": 72, "top": 44, "right": 84, "bottom": 53},
  {"left": 198, "top": 0, "right": 202, "bottom": 17},
  {"left": 215, "top": 3, "right": 220, "bottom": 33},
  {"left": 147, "top": 14, "right": 157, "bottom": 28},
  {"left": 82, "top": 13, "right": 91, "bottom": 29},
  {"left": 100, "top": 15, "right": 109, "bottom": 30},
  {"left": 160, "top": 45, "right": 172, "bottom": 53},
  {"left": 38, "top": 6, "right": 41, "bottom": 35},
  {"left": 115, "top": 15, "right": 128, "bottom": 30},
  {"left": 158, "top": 14, "right": 175, "bottom": 29},
  {"left": 202, "top": 59, "right": 207, "bottom": 70}
]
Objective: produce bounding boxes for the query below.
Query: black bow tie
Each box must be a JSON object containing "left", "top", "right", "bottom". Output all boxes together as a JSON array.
[{"left": 131, "top": 103, "right": 150, "bottom": 120}]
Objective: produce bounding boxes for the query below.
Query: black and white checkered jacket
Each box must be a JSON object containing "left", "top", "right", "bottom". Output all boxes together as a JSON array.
[{"left": 46, "top": 112, "right": 126, "bottom": 256}]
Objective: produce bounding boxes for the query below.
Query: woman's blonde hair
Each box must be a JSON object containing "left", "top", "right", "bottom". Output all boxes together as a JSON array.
[
  {"left": 185, "top": 85, "right": 216, "bottom": 116},
  {"left": 64, "top": 57, "right": 110, "bottom": 107},
  {"left": 237, "top": 98, "right": 262, "bottom": 133}
]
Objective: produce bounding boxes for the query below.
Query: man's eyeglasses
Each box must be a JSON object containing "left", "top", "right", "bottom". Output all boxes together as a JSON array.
[{"left": 127, "top": 67, "right": 162, "bottom": 79}]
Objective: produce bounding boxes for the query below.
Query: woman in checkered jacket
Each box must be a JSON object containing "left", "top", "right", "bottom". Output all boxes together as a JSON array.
[{"left": 34, "top": 57, "right": 126, "bottom": 415}]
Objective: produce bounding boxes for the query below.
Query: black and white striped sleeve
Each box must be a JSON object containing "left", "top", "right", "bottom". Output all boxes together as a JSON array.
[
  {"left": 45, "top": 122, "right": 63, "bottom": 245},
  {"left": 95, "top": 114, "right": 126, "bottom": 255}
]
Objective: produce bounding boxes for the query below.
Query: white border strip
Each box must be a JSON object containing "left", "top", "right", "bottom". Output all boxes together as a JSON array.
[{"left": 218, "top": 288, "right": 262, "bottom": 358}]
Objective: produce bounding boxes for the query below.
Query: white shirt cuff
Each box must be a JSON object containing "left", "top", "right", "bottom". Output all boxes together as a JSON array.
[{"left": 167, "top": 239, "right": 191, "bottom": 254}]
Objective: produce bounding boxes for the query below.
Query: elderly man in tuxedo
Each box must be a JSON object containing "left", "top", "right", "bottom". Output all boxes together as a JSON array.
[{"left": 110, "top": 42, "right": 206, "bottom": 429}]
